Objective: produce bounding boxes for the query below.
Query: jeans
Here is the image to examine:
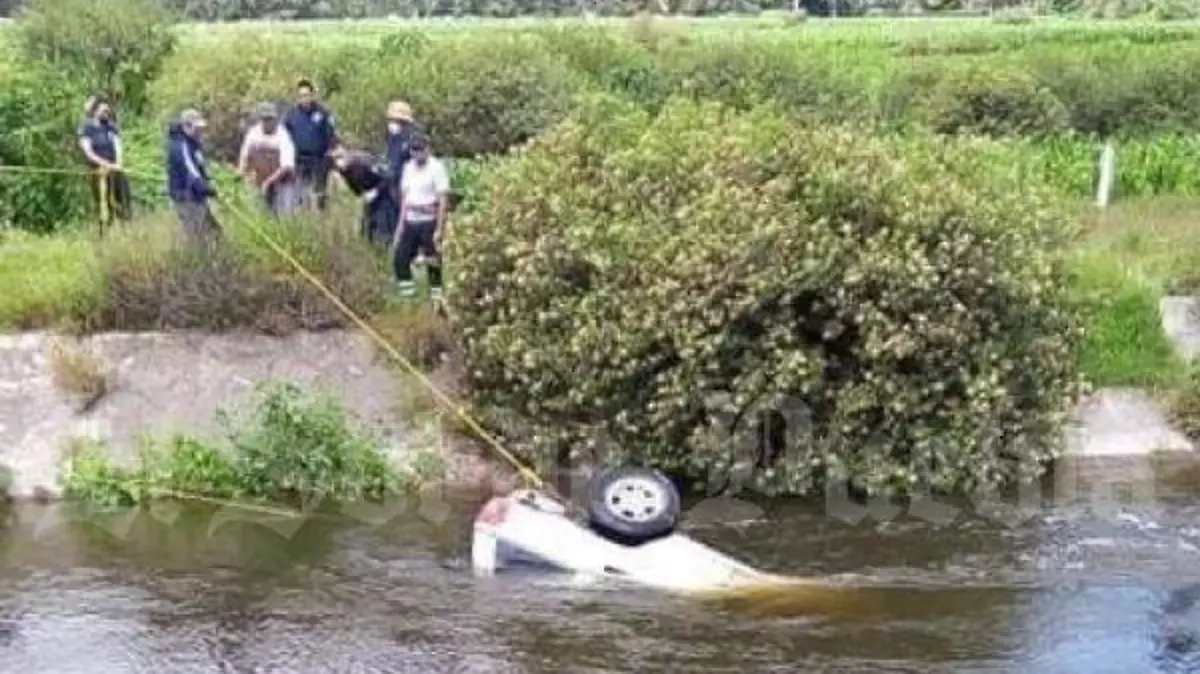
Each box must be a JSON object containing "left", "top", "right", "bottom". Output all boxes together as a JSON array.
[
  {"left": 173, "top": 200, "right": 221, "bottom": 241},
  {"left": 394, "top": 220, "right": 442, "bottom": 291},
  {"left": 296, "top": 155, "right": 331, "bottom": 211}
]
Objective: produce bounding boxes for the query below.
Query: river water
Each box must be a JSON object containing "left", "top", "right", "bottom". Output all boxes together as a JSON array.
[{"left": 3, "top": 456, "right": 1200, "bottom": 674}]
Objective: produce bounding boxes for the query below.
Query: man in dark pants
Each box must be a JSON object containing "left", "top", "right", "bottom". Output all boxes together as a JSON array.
[
  {"left": 166, "top": 109, "right": 220, "bottom": 241},
  {"left": 283, "top": 79, "right": 340, "bottom": 212},
  {"left": 330, "top": 146, "right": 399, "bottom": 247},
  {"left": 77, "top": 97, "right": 132, "bottom": 230},
  {"left": 392, "top": 133, "right": 450, "bottom": 303}
]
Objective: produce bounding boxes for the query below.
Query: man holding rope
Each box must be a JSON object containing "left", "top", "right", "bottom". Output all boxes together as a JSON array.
[
  {"left": 77, "top": 96, "right": 132, "bottom": 230},
  {"left": 166, "top": 108, "right": 220, "bottom": 240}
]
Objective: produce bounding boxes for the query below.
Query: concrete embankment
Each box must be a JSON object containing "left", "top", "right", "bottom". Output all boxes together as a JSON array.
[
  {"left": 1, "top": 295, "right": 1198, "bottom": 500},
  {"left": 0, "top": 330, "right": 495, "bottom": 500}
]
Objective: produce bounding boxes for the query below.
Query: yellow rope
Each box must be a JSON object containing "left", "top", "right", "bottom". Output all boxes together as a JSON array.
[
  {"left": 3, "top": 161, "right": 551, "bottom": 508},
  {"left": 98, "top": 170, "right": 110, "bottom": 237}
]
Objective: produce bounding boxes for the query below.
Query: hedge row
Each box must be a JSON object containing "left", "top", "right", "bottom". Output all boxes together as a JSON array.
[
  {"left": 148, "top": 25, "right": 1200, "bottom": 161},
  {"left": 10, "top": 6, "right": 1200, "bottom": 231}
]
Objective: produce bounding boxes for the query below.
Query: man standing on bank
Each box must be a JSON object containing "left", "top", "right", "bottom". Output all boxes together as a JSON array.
[
  {"left": 392, "top": 133, "right": 450, "bottom": 303},
  {"left": 385, "top": 100, "right": 422, "bottom": 198},
  {"left": 166, "top": 108, "right": 220, "bottom": 240},
  {"left": 237, "top": 102, "right": 298, "bottom": 217},
  {"left": 283, "top": 78, "right": 340, "bottom": 212},
  {"left": 78, "top": 97, "right": 133, "bottom": 230}
]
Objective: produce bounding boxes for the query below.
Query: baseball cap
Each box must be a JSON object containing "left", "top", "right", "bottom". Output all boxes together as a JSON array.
[
  {"left": 179, "top": 108, "right": 207, "bottom": 128},
  {"left": 256, "top": 102, "right": 279, "bottom": 119}
]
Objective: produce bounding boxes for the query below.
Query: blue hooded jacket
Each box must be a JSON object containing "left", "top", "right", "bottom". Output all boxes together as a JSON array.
[{"left": 165, "top": 122, "right": 216, "bottom": 203}]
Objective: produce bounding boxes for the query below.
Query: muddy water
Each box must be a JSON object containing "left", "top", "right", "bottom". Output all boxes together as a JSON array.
[{"left": 3, "top": 458, "right": 1200, "bottom": 673}]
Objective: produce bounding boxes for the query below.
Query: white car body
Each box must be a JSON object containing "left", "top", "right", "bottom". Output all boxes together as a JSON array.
[{"left": 471, "top": 488, "right": 788, "bottom": 594}]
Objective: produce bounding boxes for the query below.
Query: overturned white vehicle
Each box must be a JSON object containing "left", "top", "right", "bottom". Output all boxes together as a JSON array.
[{"left": 470, "top": 467, "right": 793, "bottom": 594}]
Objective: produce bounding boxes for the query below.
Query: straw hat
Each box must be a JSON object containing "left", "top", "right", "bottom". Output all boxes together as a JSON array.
[{"left": 386, "top": 100, "right": 413, "bottom": 121}]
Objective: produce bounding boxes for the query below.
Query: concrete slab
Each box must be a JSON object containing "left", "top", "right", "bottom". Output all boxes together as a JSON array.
[
  {"left": 1065, "top": 388, "right": 1193, "bottom": 457},
  {"left": 0, "top": 330, "right": 473, "bottom": 500}
]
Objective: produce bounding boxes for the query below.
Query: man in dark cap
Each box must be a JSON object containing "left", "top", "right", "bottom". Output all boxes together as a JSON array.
[
  {"left": 166, "top": 108, "right": 219, "bottom": 239},
  {"left": 392, "top": 132, "right": 450, "bottom": 303}
]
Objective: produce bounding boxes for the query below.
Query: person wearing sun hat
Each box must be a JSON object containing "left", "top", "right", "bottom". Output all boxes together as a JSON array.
[{"left": 384, "top": 99, "right": 422, "bottom": 198}]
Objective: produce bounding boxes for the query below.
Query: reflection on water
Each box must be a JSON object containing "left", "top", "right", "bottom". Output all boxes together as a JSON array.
[{"left": 1, "top": 457, "right": 1200, "bottom": 672}]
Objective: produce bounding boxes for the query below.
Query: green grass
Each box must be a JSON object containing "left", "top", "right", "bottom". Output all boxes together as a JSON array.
[
  {"left": 1071, "top": 197, "right": 1200, "bottom": 388},
  {"left": 0, "top": 228, "right": 97, "bottom": 330}
]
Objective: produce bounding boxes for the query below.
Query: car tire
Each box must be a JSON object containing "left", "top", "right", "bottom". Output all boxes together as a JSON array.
[{"left": 586, "top": 466, "right": 681, "bottom": 545}]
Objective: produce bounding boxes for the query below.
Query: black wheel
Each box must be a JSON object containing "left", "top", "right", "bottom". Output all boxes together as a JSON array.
[{"left": 586, "top": 466, "right": 681, "bottom": 545}]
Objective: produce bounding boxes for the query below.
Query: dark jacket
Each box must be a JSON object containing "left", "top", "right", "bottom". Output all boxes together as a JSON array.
[
  {"left": 165, "top": 123, "right": 216, "bottom": 203},
  {"left": 284, "top": 103, "right": 338, "bottom": 159},
  {"left": 385, "top": 121, "right": 422, "bottom": 187},
  {"left": 337, "top": 151, "right": 394, "bottom": 202}
]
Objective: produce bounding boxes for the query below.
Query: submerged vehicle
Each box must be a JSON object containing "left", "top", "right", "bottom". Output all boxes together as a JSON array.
[{"left": 470, "top": 466, "right": 793, "bottom": 594}]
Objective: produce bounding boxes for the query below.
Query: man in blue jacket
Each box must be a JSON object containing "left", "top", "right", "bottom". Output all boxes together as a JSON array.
[
  {"left": 166, "top": 108, "right": 219, "bottom": 239},
  {"left": 283, "top": 78, "right": 340, "bottom": 212}
]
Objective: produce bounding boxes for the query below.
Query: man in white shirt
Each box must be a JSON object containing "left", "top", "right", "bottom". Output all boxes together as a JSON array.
[
  {"left": 392, "top": 133, "right": 450, "bottom": 302},
  {"left": 237, "top": 102, "right": 299, "bottom": 216}
]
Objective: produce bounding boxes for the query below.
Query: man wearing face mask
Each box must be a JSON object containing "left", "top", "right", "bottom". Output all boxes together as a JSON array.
[
  {"left": 392, "top": 132, "right": 449, "bottom": 303},
  {"left": 166, "top": 108, "right": 220, "bottom": 240},
  {"left": 77, "top": 96, "right": 132, "bottom": 228},
  {"left": 384, "top": 100, "right": 422, "bottom": 199}
]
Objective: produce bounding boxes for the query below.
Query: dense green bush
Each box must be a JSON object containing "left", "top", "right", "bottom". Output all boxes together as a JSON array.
[
  {"left": 331, "top": 32, "right": 585, "bottom": 157},
  {"left": 61, "top": 381, "right": 441, "bottom": 507},
  {"left": 0, "top": 63, "right": 90, "bottom": 232},
  {"left": 13, "top": 0, "right": 177, "bottom": 116},
  {"left": 448, "top": 97, "right": 1085, "bottom": 496},
  {"left": 148, "top": 35, "right": 362, "bottom": 160},
  {"left": 905, "top": 63, "right": 1070, "bottom": 137}
]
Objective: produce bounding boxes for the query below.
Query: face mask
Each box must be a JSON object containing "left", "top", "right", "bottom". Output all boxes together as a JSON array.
[{"left": 387, "top": 121, "right": 401, "bottom": 134}]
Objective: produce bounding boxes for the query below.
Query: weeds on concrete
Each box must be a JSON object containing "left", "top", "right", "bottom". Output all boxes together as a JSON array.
[
  {"left": 47, "top": 339, "right": 116, "bottom": 413},
  {"left": 60, "top": 381, "right": 445, "bottom": 508}
]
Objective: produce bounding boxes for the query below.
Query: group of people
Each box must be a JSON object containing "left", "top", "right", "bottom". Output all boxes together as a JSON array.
[{"left": 76, "top": 79, "right": 450, "bottom": 303}]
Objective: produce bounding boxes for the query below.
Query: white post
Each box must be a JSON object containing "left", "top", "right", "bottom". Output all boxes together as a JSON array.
[{"left": 1096, "top": 139, "right": 1116, "bottom": 209}]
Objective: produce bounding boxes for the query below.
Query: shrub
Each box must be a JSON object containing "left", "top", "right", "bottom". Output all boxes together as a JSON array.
[
  {"left": 0, "top": 62, "right": 93, "bottom": 232},
  {"left": 149, "top": 35, "right": 362, "bottom": 161},
  {"left": 331, "top": 32, "right": 585, "bottom": 157},
  {"left": 907, "top": 63, "right": 1071, "bottom": 138},
  {"left": 13, "top": 0, "right": 176, "bottom": 116},
  {"left": 448, "top": 97, "right": 1085, "bottom": 497},
  {"left": 61, "top": 382, "right": 427, "bottom": 506},
  {"left": 657, "top": 37, "right": 865, "bottom": 119}
]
